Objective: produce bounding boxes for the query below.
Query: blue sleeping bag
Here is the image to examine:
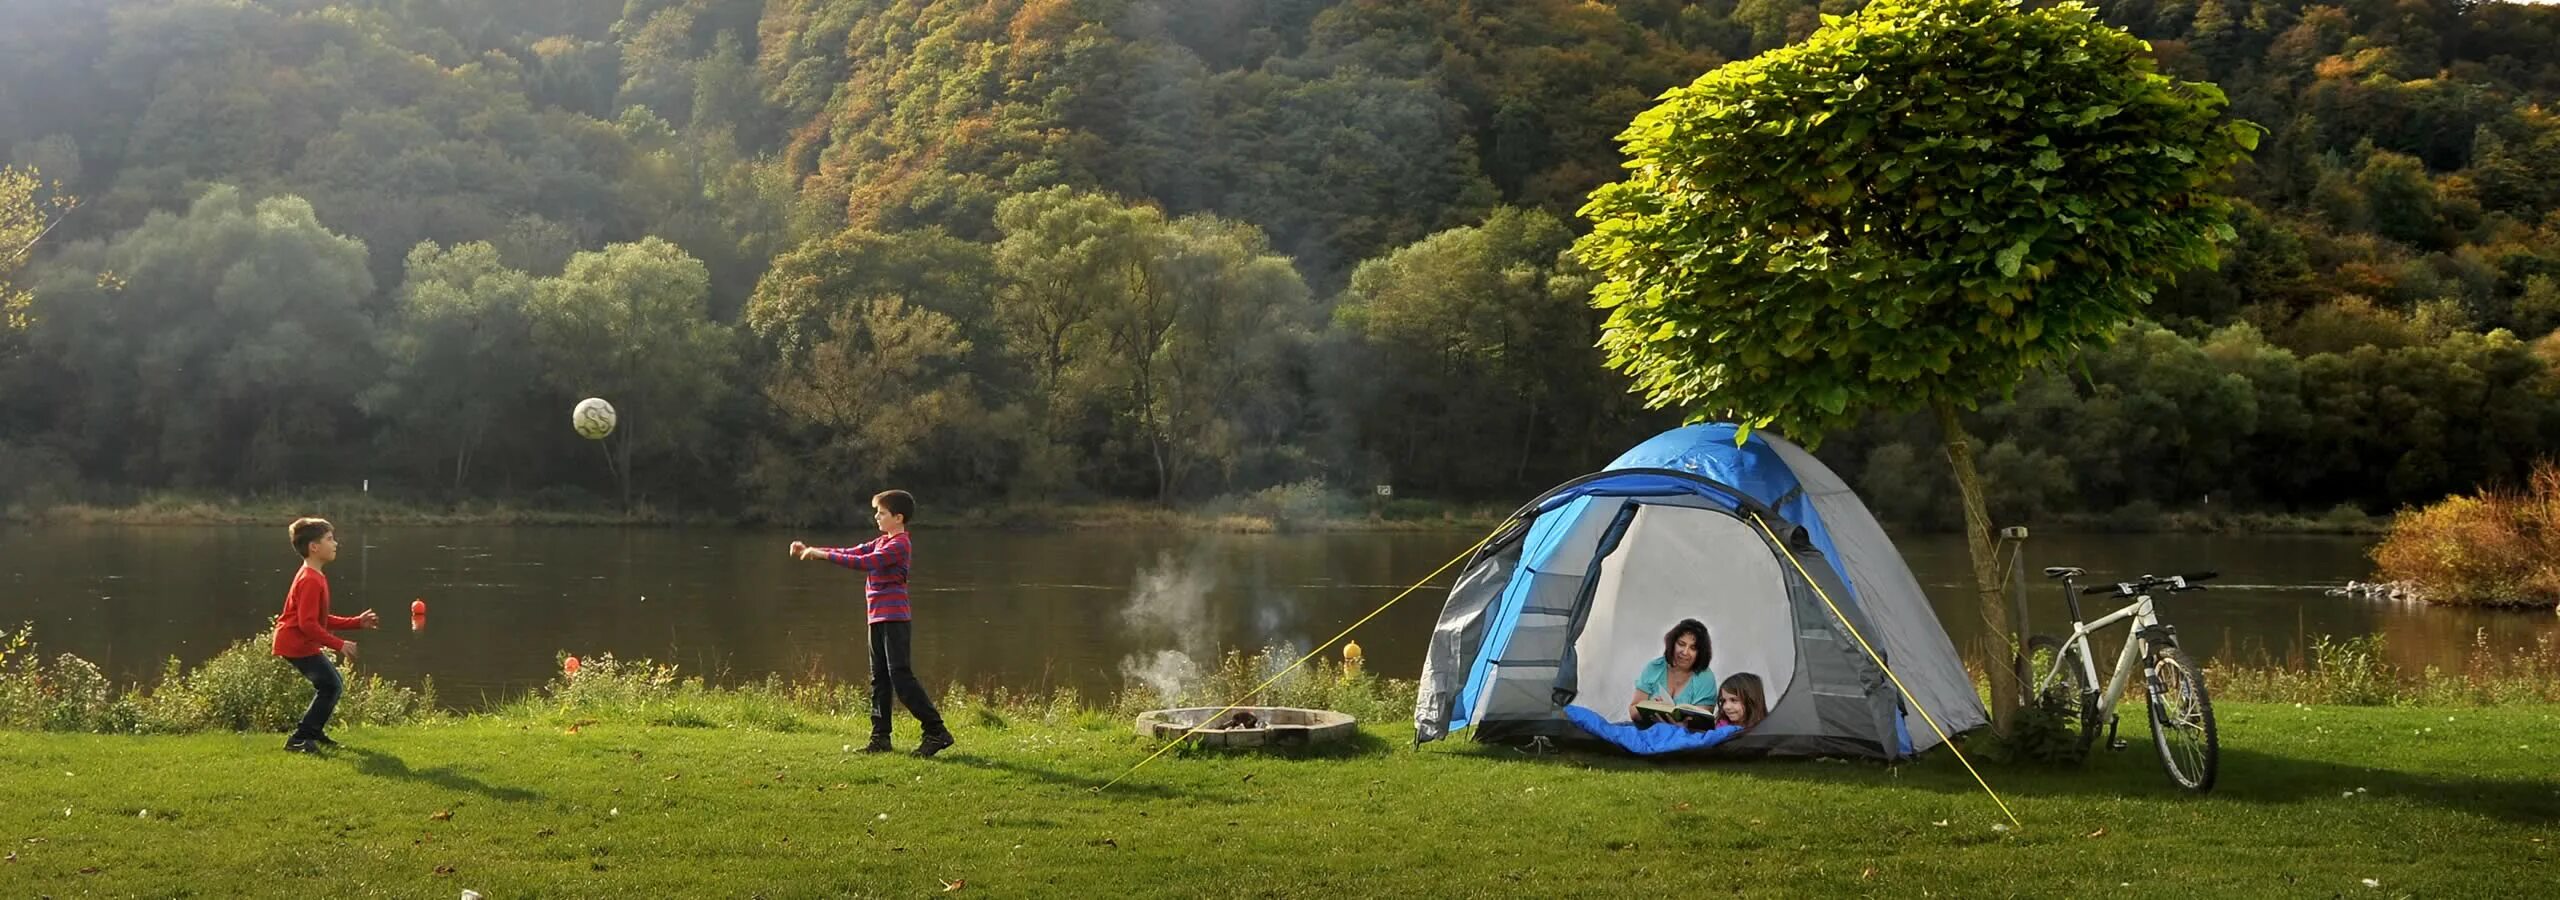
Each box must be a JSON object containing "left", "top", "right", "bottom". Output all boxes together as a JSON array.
[{"left": 1564, "top": 705, "right": 1743, "bottom": 755}]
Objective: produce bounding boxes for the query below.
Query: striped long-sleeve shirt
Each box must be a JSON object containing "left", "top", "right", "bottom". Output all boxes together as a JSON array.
[{"left": 817, "top": 531, "right": 913, "bottom": 623}]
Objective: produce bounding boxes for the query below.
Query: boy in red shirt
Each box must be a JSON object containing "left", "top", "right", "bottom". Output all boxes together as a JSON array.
[
  {"left": 792, "top": 489, "right": 954, "bottom": 757},
  {"left": 271, "top": 517, "right": 378, "bottom": 753}
]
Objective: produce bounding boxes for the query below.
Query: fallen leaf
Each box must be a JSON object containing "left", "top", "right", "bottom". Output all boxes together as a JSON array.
[
  {"left": 2086, "top": 828, "right": 2108, "bottom": 839},
  {"left": 1240, "top": 773, "right": 1255, "bottom": 783},
  {"left": 80, "top": 866, "right": 100, "bottom": 875},
  {"left": 430, "top": 810, "right": 453, "bottom": 822},
  {"left": 664, "top": 773, "right": 681, "bottom": 781},
  {"left": 536, "top": 828, "right": 555, "bottom": 837},
  {"left": 4, "top": 850, "right": 14, "bottom": 862},
  {"left": 1932, "top": 820, "right": 1950, "bottom": 827},
  {"left": 940, "top": 878, "right": 967, "bottom": 892},
  {"left": 1861, "top": 866, "right": 1876, "bottom": 880},
  {"left": 435, "top": 864, "right": 456, "bottom": 876}
]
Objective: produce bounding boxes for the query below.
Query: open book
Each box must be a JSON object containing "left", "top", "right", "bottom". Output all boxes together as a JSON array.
[{"left": 1632, "top": 700, "right": 1718, "bottom": 729}]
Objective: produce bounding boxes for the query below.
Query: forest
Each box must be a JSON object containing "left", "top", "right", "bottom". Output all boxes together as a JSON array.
[{"left": 3, "top": 0, "right": 2558, "bottom": 526}]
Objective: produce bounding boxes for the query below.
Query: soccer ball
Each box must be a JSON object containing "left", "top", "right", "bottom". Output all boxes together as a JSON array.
[{"left": 572, "top": 397, "right": 617, "bottom": 440}]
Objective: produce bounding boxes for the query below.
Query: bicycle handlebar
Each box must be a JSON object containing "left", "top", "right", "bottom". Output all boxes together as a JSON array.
[{"left": 2080, "top": 572, "right": 2218, "bottom": 596}]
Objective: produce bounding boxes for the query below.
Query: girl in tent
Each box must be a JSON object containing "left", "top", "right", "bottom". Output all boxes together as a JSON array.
[
  {"left": 1626, "top": 618, "right": 1717, "bottom": 723},
  {"left": 1715, "top": 672, "right": 1769, "bottom": 730}
]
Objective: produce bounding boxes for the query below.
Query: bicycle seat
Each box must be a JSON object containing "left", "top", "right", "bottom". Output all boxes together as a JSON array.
[{"left": 2042, "top": 566, "right": 2085, "bottom": 579}]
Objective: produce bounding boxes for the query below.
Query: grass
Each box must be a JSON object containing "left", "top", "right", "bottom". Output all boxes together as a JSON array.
[
  {"left": 4, "top": 633, "right": 2557, "bottom": 895},
  {"left": 0, "top": 698, "right": 2553, "bottom": 897},
  {"left": 2211, "top": 630, "right": 2560, "bottom": 707}
]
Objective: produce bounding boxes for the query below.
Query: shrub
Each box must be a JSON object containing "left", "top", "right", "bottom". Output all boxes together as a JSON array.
[
  {"left": 2371, "top": 461, "right": 2560, "bottom": 609},
  {"left": 0, "top": 624, "right": 433, "bottom": 733}
]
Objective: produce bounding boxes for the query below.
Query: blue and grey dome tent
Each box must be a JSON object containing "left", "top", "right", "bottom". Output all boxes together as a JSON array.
[{"left": 1413, "top": 423, "right": 1986, "bottom": 759}]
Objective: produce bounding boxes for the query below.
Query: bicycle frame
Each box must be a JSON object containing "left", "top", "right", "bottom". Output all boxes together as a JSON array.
[{"left": 2039, "top": 583, "right": 2172, "bottom": 722}]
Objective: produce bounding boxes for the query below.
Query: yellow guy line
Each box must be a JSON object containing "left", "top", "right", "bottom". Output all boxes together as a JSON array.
[
  {"left": 1749, "top": 512, "right": 2023, "bottom": 829},
  {"left": 1099, "top": 524, "right": 1506, "bottom": 792}
]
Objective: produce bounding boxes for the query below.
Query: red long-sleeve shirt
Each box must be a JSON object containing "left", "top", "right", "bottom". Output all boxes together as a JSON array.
[
  {"left": 815, "top": 531, "right": 912, "bottom": 624},
  {"left": 271, "top": 565, "right": 360, "bottom": 658}
]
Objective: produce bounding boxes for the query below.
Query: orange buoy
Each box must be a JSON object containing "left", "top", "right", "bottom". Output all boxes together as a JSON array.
[
  {"left": 564, "top": 655, "right": 582, "bottom": 677},
  {"left": 411, "top": 598, "right": 426, "bottom": 616}
]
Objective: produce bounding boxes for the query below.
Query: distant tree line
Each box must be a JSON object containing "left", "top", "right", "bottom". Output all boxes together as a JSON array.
[{"left": 0, "top": 0, "right": 2555, "bottom": 524}]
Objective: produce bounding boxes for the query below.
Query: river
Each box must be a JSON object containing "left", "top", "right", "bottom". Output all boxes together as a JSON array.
[{"left": 3, "top": 525, "right": 2549, "bottom": 707}]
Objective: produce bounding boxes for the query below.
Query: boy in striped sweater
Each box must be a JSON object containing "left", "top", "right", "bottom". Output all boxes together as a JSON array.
[{"left": 792, "top": 489, "right": 954, "bottom": 757}]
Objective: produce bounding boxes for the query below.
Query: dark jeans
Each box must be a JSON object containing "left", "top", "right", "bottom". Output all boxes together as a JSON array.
[
  {"left": 869, "top": 620, "right": 945, "bottom": 739},
  {"left": 283, "top": 653, "right": 342, "bottom": 740}
]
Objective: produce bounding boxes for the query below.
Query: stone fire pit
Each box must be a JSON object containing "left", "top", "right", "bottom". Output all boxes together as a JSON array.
[{"left": 1133, "top": 706, "right": 1357, "bottom": 748}]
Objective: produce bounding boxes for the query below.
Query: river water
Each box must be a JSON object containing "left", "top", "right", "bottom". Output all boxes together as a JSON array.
[{"left": 3, "top": 525, "right": 2548, "bottom": 707}]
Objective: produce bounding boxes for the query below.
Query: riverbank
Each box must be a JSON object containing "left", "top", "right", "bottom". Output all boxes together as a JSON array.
[
  {"left": 7, "top": 492, "right": 1515, "bottom": 533},
  {"left": 1, "top": 697, "right": 2550, "bottom": 897},
  {"left": 8, "top": 492, "right": 2389, "bottom": 536}
]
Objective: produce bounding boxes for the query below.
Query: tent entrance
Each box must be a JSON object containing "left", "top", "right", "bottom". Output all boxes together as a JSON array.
[{"left": 1568, "top": 505, "right": 1801, "bottom": 716}]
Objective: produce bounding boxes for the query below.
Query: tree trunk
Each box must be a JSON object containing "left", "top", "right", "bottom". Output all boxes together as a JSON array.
[
  {"left": 615, "top": 415, "right": 635, "bottom": 515},
  {"left": 1514, "top": 392, "right": 1538, "bottom": 484},
  {"left": 1936, "top": 400, "right": 2020, "bottom": 736},
  {"left": 1150, "top": 425, "right": 1171, "bottom": 507}
]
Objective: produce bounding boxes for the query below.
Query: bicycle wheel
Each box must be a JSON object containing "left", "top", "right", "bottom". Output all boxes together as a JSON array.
[
  {"left": 2025, "top": 635, "right": 2097, "bottom": 761},
  {"left": 2147, "top": 645, "right": 2219, "bottom": 791}
]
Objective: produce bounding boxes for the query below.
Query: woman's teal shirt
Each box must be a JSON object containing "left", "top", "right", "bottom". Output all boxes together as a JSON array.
[{"left": 1633, "top": 657, "right": 1719, "bottom": 707}]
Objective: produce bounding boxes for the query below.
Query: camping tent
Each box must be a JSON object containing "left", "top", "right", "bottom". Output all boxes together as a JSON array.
[{"left": 1413, "top": 423, "right": 1985, "bottom": 759}]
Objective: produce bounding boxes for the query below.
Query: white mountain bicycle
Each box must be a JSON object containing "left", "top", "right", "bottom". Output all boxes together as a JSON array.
[{"left": 2027, "top": 567, "right": 2220, "bottom": 792}]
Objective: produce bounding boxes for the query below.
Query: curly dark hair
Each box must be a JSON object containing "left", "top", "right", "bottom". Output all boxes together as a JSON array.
[{"left": 1662, "top": 618, "right": 1713, "bottom": 673}]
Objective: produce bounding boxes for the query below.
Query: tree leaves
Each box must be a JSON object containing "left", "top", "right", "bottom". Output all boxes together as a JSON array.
[
  {"left": 1572, "top": 0, "right": 2254, "bottom": 445},
  {"left": 1996, "top": 241, "right": 2030, "bottom": 279}
]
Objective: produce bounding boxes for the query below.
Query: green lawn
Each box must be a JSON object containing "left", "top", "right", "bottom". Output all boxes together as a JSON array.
[{"left": 2, "top": 702, "right": 2553, "bottom": 898}]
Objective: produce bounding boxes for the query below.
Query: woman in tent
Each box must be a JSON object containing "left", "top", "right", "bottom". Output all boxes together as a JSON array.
[{"left": 1626, "top": 618, "right": 1718, "bottom": 722}]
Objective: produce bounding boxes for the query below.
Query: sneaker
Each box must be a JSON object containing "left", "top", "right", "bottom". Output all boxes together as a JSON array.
[
  {"left": 283, "top": 738, "right": 318, "bottom": 754},
  {"left": 310, "top": 732, "right": 340, "bottom": 747},
  {"left": 856, "top": 737, "right": 894, "bottom": 754},
  {"left": 913, "top": 733, "right": 955, "bottom": 758}
]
